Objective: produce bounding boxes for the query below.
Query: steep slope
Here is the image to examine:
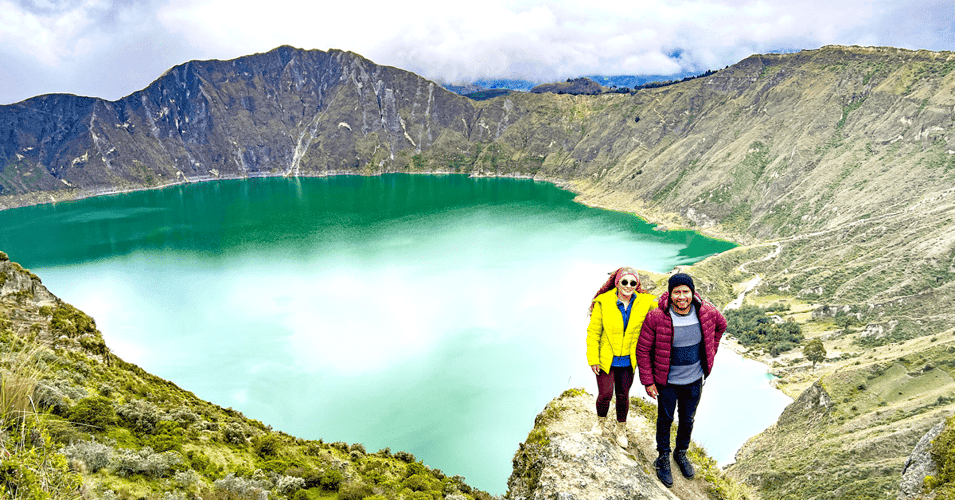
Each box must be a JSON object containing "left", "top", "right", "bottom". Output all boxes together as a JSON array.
[
  {"left": 0, "top": 46, "right": 479, "bottom": 206},
  {"left": 0, "top": 254, "right": 491, "bottom": 499}
]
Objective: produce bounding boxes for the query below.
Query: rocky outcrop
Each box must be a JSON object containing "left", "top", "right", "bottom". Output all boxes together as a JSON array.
[
  {"left": 899, "top": 420, "right": 945, "bottom": 499},
  {"left": 0, "top": 254, "right": 109, "bottom": 362},
  {"left": 776, "top": 380, "right": 833, "bottom": 428},
  {"left": 506, "top": 389, "right": 714, "bottom": 500},
  {"left": 0, "top": 252, "right": 57, "bottom": 306}
]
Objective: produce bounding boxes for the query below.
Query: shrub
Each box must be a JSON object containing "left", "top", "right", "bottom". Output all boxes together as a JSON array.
[
  {"left": 403, "top": 473, "right": 440, "bottom": 492},
  {"left": 253, "top": 433, "right": 280, "bottom": 458},
  {"left": 0, "top": 442, "right": 82, "bottom": 498},
  {"left": 339, "top": 480, "right": 373, "bottom": 500},
  {"left": 50, "top": 304, "right": 98, "bottom": 339},
  {"left": 275, "top": 475, "right": 306, "bottom": 495},
  {"left": 33, "top": 378, "right": 87, "bottom": 416},
  {"left": 169, "top": 407, "right": 200, "bottom": 428},
  {"left": 186, "top": 450, "right": 217, "bottom": 477},
  {"left": 406, "top": 461, "right": 428, "bottom": 477},
  {"left": 98, "top": 383, "right": 116, "bottom": 397},
  {"left": 68, "top": 396, "right": 116, "bottom": 429},
  {"left": 145, "top": 420, "right": 184, "bottom": 452},
  {"left": 222, "top": 422, "right": 248, "bottom": 445},
  {"left": 213, "top": 473, "right": 271, "bottom": 499},
  {"left": 112, "top": 446, "right": 183, "bottom": 478},
  {"left": 115, "top": 399, "right": 161, "bottom": 434},
  {"left": 726, "top": 305, "right": 804, "bottom": 349},
  {"left": 287, "top": 466, "right": 323, "bottom": 488},
  {"left": 61, "top": 439, "right": 112, "bottom": 472},
  {"left": 43, "top": 417, "right": 83, "bottom": 446},
  {"left": 770, "top": 341, "right": 798, "bottom": 357},
  {"left": 319, "top": 469, "right": 344, "bottom": 490},
  {"left": 450, "top": 475, "right": 472, "bottom": 494},
  {"left": 330, "top": 441, "right": 348, "bottom": 451},
  {"left": 395, "top": 450, "right": 416, "bottom": 463}
]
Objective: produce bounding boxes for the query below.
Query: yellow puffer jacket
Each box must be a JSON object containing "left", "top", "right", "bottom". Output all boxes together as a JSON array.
[{"left": 586, "top": 289, "right": 656, "bottom": 373}]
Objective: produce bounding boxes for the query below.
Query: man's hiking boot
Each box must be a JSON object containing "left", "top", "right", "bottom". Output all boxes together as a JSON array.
[
  {"left": 654, "top": 452, "right": 673, "bottom": 487},
  {"left": 674, "top": 449, "right": 695, "bottom": 479}
]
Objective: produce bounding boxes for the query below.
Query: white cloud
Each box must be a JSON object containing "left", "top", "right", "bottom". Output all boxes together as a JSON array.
[{"left": 1, "top": 0, "right": 953, "bottom": 104}]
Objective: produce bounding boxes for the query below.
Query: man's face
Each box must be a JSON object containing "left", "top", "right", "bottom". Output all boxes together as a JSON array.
[{"left": 671, "top": 285, "right": 693, "bottom": 313}]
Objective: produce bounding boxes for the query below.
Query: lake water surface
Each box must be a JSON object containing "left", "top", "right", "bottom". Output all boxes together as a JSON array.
[{"left": 0, "top": 175, "right": 787, "bottom": 493}]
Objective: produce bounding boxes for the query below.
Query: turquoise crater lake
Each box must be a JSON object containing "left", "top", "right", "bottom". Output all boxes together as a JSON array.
[{"left": 0, "top": 175, "right": 781, "bottom": 493}]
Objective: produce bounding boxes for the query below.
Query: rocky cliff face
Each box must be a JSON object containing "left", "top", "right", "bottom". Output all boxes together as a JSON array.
[
  {"left": 506, "top": 389, "right": 737, "bottom": 500},
  {"left": 0, "top": 252, "right": 109, "bottom": 363},
  {"left": 0, "top": 46, "right": 480, "bottom": 206},
  {"left": 898, "top": 421, "right": 946, "bottom": 500}
]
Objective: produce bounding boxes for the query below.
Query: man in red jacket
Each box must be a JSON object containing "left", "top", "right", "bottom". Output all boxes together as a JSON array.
[{"left": 636, "top": 273, "right": 727, "bottom": 487}]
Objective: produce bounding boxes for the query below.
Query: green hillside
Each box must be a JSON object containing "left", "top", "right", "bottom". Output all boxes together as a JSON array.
[{"left": 0, "top": 254, "right": 491, "bottom": 500}]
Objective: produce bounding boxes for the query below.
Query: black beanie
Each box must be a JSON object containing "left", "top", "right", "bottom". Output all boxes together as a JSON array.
[{"left": 668, "top": 273, "right": 695, "bottom": 296}]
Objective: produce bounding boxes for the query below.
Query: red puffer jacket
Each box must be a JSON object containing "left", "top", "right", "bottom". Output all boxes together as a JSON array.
[{"left": 636, "top": 292, "right": 728, "bottom": 387}]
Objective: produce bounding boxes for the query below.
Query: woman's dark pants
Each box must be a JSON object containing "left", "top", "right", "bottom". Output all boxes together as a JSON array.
[{"left": 595, "top": 366, "right": 634, "bottom": 422}]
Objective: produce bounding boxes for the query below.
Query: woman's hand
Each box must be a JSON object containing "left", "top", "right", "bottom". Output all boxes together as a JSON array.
[
  {"left": 590, "top": 364, "right": 601, "bottom": 375},
  {"left": 645, "top": 384, "right": 658, "bottom": 399}
]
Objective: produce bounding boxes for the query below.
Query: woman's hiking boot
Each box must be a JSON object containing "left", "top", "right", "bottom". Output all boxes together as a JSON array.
[
  {"left": 674, "top": 449, "right": 695, "bottom": 478},
  {"left": 590, "top": 416, "right": 611, "bottom": 438},
  {"left": 614, "top": 420, "right": 628, "bottom": 448},
  {"left": 654, "top": 452, "right": 673, "bottom": 487}
]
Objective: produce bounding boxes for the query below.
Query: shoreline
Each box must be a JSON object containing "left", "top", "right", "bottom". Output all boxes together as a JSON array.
[{"left": 0, "top": 169, "right": 738, "bottom": 246}]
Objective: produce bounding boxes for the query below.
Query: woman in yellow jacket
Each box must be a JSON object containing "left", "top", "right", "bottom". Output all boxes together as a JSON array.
[{"left": 586, "top": 266, "right": 655, "bottom": 448}]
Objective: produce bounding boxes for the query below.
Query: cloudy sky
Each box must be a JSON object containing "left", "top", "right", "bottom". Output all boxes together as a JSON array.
[{"left": 1, "top": 0, "right": 953, "bottom": 104}]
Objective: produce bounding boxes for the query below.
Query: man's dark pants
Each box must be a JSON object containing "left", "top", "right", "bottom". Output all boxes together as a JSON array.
[{"left": 655, "top": 378, "right": 703, "bottom": 453}]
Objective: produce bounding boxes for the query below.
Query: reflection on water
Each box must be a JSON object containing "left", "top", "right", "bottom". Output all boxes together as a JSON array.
[{"left": 0, "top": 175, "right": 764, "bottom": 493}]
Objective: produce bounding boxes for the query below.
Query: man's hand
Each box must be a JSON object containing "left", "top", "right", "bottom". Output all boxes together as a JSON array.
[
  {"left": 590, "top": 364, "right": 600, "bottom": 375},
  {"left": 645, "top": 384, "right": 658, "bottom": 399}
]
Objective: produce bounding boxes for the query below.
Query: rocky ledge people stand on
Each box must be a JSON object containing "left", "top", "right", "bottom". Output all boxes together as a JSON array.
[
  {"left": 586, "top": 267, "right": 656, "bottom": 448},
  {"left": 637, "top": 273, "right": 727, "bottom": 488}
]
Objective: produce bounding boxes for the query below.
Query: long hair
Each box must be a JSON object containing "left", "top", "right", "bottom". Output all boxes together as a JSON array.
[{"left": 588, "top": 267, "right": 647, "bottom": 314}]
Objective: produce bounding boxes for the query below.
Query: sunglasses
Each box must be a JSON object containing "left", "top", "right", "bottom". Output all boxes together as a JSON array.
[{"left": 619, "top": 279, "right": 638, "bottom": 287}]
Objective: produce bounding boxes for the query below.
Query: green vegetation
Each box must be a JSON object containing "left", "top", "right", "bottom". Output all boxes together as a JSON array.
[
  {"left": 0, "top": 276, "right": 491, "bottom": 499},
  {"left": 804, "top": 338, "right": 827, "bottom": 368},
  {"left": 836, "top": 98, "right": 867, "bottom": 131},
  {"left": 929, "top": 414, "right": 955, "bottom": 499},
  {"left": 722, "top": 202, "right": 753, "bottom": 233},
  {"left": 737, "top": 141, "right": 772, "bottom": 182},
  {"left": 652, "top": 164, "right": 690, "bottom": 203},
  {"left": 464, "top": 89, "right": 514, "bottom": 101},
  {"left": 688, "top": 445, "right": 755, "bottom": 500},
  {"left": 725, "top": 304, "right": 803, "bottom": 356}
]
